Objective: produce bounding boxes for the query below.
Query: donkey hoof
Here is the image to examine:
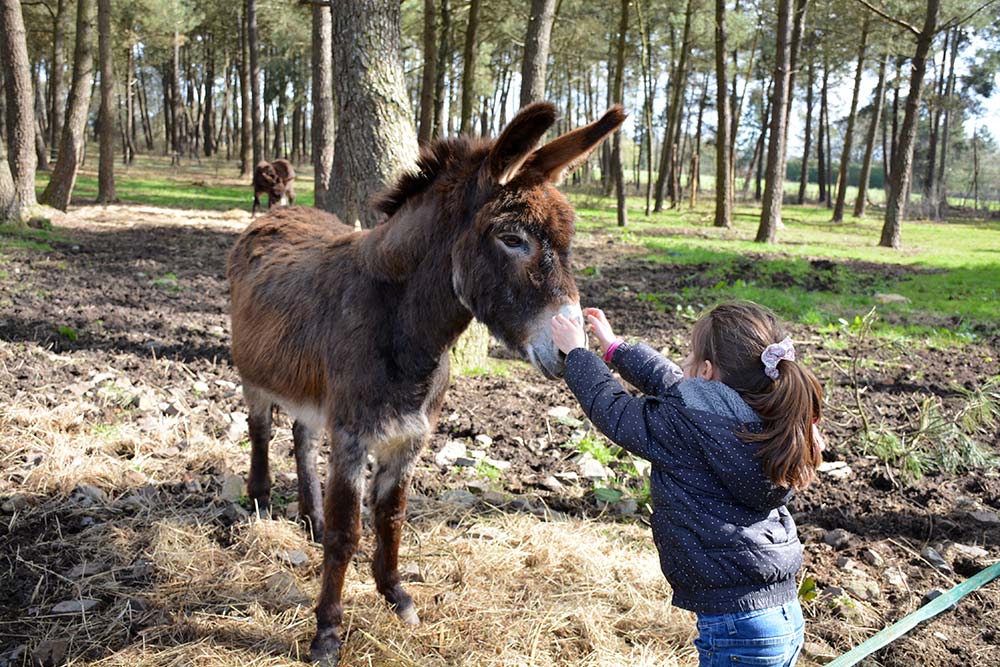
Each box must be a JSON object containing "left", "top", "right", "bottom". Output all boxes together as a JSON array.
[
  {"left": 395, "top": 601, "right": 420, "bottom": 626},
  {"left": 309, "top": 634, "right": 341, "bottom": 666}
]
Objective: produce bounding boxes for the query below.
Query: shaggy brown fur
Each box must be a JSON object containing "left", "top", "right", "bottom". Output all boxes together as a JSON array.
[
  {"left": 251, "top": 159, "right": 296, "bottom": 217},
  {"left": 227, "top": 102, "right": 626, "bottom": 665}
]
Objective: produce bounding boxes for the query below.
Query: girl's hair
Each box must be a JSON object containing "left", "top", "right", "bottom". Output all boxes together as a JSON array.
[{"left": 691, "top": 301, "right": 823, "bottom": 490}]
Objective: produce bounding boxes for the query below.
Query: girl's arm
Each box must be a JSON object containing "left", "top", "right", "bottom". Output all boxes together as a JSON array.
[{"left": 585, "top": 308, "right": 682, "bottom": 396}]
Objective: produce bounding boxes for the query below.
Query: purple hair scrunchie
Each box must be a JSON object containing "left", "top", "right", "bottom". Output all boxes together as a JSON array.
[{"left": 761, "top": 336, "right": 795, "bottom": 380}]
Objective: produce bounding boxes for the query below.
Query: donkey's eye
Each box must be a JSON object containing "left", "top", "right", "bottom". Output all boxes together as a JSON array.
[{"left": 500, "top": 234, "right": 524, "bottom": 249}]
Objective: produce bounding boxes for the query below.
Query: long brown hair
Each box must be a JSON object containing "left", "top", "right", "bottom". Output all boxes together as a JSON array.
[{"left": 691, "top": 301, "right": 823, "bottom": 490}]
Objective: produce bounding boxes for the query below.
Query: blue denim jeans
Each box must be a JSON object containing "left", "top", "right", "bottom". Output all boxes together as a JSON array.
[{"left": 694, "top": 601, "right": 804, "bottom": 666}]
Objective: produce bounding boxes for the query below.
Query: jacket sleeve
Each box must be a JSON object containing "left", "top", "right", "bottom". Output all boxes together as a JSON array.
[
  {"left": 610, "top": 342, "right": 684, "bottom": 397},
  {"left": 564, "top": 347, "right": 684, "bottom": 462}
]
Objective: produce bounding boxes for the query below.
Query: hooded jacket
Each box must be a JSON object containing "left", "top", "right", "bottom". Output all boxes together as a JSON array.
[{"left": 563, "top": 342, "right": 802, "bottom": 614}]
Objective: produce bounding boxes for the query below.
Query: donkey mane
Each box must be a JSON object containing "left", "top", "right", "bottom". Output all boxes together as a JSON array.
[{"left": 372, "top": 136, "right": 489, "bottom": 217}]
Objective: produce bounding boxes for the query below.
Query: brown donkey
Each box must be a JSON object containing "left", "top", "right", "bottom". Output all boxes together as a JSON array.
[{"left": 228, "top": 102, "right": 625, "bottom": 664}]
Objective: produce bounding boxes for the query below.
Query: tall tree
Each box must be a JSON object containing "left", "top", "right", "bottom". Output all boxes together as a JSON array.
[
  {"left": 247, "top": 0, "right": 263, "bottom": 166},
  {"left": 611, "top": 0, "right": 629, "bottom": 227},
  {"left": 238, "top": 4, "right": 252, "bottom": 176},
  {"left": 934, "top": 26, "right": 960, "bottom": 217},
  {"left": 39, "top": 0, "right": 95, "bottom": 211},
  {"left": 519, "top": 0, "right": 558, "bottom": 106},
  {"left": 832, "top": 15, "right": 869, "bottom": 222},
  {"left": 879, "top": 0, "right": 939, "bottom": 249},
  {"left": 459, "top": 0, "right": 482, "bottom": 134},
  {"left": 0, "top": 0, "right": 38, "bottom": 222},
  {"left": 797, "top": 57, "right": 814, "bottom": 204},
  {"left": 432, "top": 0, "right": 451, "bottom": 137},
  {"left": 418, "top": 0, "right": 437, "bottom": 143},
  {"left": 49, "top": 0, "right": 67, "bottom": 155},
  {"left": 713, "top": 0, "right": 732, "bottom": 228},
  {"left": 96, "top": 0, "right": 115, "bottom": 203},
  {"left": 854, "top": 53, "right": 888, "bottom": 217},
  {"left": 755, "top": 0, "right": 794, "bottom": 243},
  {"left": 329, "top": 0, "right": 419, "bottom": 228},
  {"left": 654, "top": 0, "right": 694, "bottom": 212},
  {"left": 313, "top": 3, "right": 335, "bottom": 207}
]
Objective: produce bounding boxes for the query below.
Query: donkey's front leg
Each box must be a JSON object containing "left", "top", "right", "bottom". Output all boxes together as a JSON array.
[
  {"left": 310, "top": 430, "right": 365, "bottom": 666},
  {"left": 370, "top": 438, "right": 423, "bottom": 626}
]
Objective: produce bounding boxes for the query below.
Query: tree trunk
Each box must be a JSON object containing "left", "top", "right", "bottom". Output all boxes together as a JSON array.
[
  {"left": 713, "top": 0, "right": 732, "bottom": 227},
  {"left": 247, "top": 0, "right": 263, "bottom": 166},
  {"left": 611, "top": 0, "right": 629, "bottom": 227},
  {"left": 171, "top": 32, "right": 183, "bottom": 160},
  {"left": 782, "top": 0, "right": 808, "bottom": 145},
  {"left": 519, "top": 0, "right": 557, "bottom": 107},
  {"left": 203, "top": 33, "right": 215, "bottom": 157},
  {"left": 923, "top": 30, "right": 947, "bottom": 205},
  {"left": 755, "top": 0, "right": 793, "bottom": 243},
  {"left": 96, "top": 0, "right": 115, "bottom": 203},
  {"left": 816, "top": 61, "right": 828, "bottom": 203},
  {"left": 49, "top": 0, "right": 67, "bottom": 156},
  {"left": 797, "top": 58, "right": 814, "bottom": 204},
  {"left": 880, "top": 0, "right": 939, "bottom": 249},
  {"left": 329, "top": 0, "right": 419, "bottom": 228},
  {"left": 311, "top": 3, "right": 335, "bottom": 207},
  {"left": 0, "top": 0, "right": 38, "bottom": 221},
  {"left": 432, "top": 0, "right": 451, "bottom": 138},
  {"left": 689, "top": 74, "right": 708, "bottom": 207},
  {"left": 418, "top": 0, "right": 437, "bottom": 144},
  {"left": 853, "top": 54, "right": 887, "bottom": 218},
  {"left": 459, "top": 0, "right": 481, "bottom": 135},
  {"left": 654, "top": 0, "right": 693, "bottom": 212},
  {"left": 238, "top": 5, "right": 252, "bottom": 176},
  {"left": 123, "top": 45, "right": 136, "bottom": 162},
  {"left": 935, "top": 27, "right": 959, "bottom": 216},
  {"left": 635, "top": 0, "right": 654, "bottom": 215},
  {"left": 832, "top": 17, "right": 868, "bottom": 222},
  {"left": 32, "top": 65, "right": 50, "bottom": 171},
  {"left": 136, "top": 54, "right": 154, "bottom": 150},
  {"left": 39, "top": 0, "right": 94, "bottom": 212}
]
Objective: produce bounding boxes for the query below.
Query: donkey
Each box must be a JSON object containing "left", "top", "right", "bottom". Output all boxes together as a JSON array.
[
  {"left": 251, "top": 159, "right": 295, "bottom": 217},
  {"left": 227, "top": 102, "right": 625, "bottom": 665}
]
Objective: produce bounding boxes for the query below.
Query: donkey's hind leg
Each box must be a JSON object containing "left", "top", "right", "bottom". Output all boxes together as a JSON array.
[
  {"left": 292, "top": 419, "right": 325, "bottom": 541},
  {"left": 243, "top": 384, "right": 273, "bottom": 516},
  {"left": 370, "top": 437, "right": 423, "bottom": 626}
]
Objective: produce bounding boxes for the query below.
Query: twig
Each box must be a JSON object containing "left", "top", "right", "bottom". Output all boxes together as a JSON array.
[{"left": 852, "top": 0, "right": 920, "bottom": 35}]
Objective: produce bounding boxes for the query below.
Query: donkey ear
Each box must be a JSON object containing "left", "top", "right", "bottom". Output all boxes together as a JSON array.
[
  {"left": 526, "top": 105, "right": 628, "bottom": 184},
  {"left": 486, "top": 102, "right": 558, "bottom": 184}
]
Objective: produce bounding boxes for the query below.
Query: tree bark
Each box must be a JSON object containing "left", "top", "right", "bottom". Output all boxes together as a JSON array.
[
  {"left": 612, "top": 0, "right": 629, "bottom": 227},
  {"left": 923, "top": 30, "right": 947, "bottom": 205},
  {"left": 247, "top": 0, "right": 263, "bottom": 166},
  {"left": 418, "top": 0, "right": 437, "bottom": 144},
  {"left": 39, "top": 0, "right": 94, "bottom": 212},
  {"left": 689, "top": 74, "right": 708, "bottom": 207},
  {"left": 654, "top": 0, "right": 693, "bottom": 212},
  {"left": 123, "top": 45, "right": 136, "bottom": 162},
  {"left": 432, "top": 0, "right": 451, "bottom": 138},
  {"left": 311, "top": 3, "right": 335, "bottom": 207},
  {"left": 797, "top": 58, "right": 814, "bottom": 204},
  {"left": 934, "top": 26, "right": 959, "bottom": 217},
  {"left": 519, "top": 0, "right": 557, "bottom": 107},
  {"left": 817, "top": 60, "right": 828, "bottom": 203},
  {"left": 49, "top": 0, "right": 67, "bottom": 156},
  {"left": 459, "top": 0, "right": 481, "bottom": 135},
  {"left": 136, "top": 53, "right": 154, "bottom": 150},
  {"left": 853, "top": 54, "right": 887, "bottom": 217},
  {"left": 713, "top": 0, "right": 732, "bottom": 228},
  {"left": 880, "top": 0, "right": 939, "bottom": 249},
  {"left": 329, "top": 0, "right": 419, "bottom": 228},
  {"left": 32, "top": 65, "right": 49, "bottom": 171},
  {"left": 755, "top": 0, "right": 794, "bottom": 243},
  {"left": 832, "top": 17, "right": 869, "bottom": 222},
  {"left": 96, "top": 0, "right": 115, "bottom": 203},
  {"left": 203, "top": 33, "right": 215, "bottom": 157},
  {"left": 238, "top": 5, "right": 252, "bottom": 176},
  {"left": 0, "top": 0, "right": 38, "bottom": 221}
]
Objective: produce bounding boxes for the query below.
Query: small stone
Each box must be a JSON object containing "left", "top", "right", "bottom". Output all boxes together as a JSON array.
[
  {"left": 266, "top": 571, "right": 309, "bottom": 605},
  {"left": 469, "top": 449, "right": 487, "bottom": 460},
  {"left": 222, "top": 502, "right": 249, "bottom": 524},
  {"left": 969, "top": 510, "right": 1000, "bottom": 525},
  {"left": 285, "top": 502, "right": 300, "bottom": 520},
  {"left": 227, "top": 412, "right": 248, "bottom": 441},
  {"left": 278, "top": 549, "right": 310, "bottom": 568},
  {"left": 874, "top": 293, "right": 911, "bottom": 304},
  {"left": 509, "top": 496, "right": 536, "bottom": 513},
  {"left": 951, "top": 543, "right": 989, "bottom": 560},
  {"left": 817, "top": 460, "right": 852, "bottom": 479},
  {"left": 483, "top": 456, "right": 510, "bottom": 471},
  {"left": 162, "top": 401, "right": 182, "bottom": 416},
  {"left": 440, "top": 489, "right": 477, "bottom": 509},
  {"left": 480, "top": 490, "right": 505, "bottom": 506},
  {"left": 844, "top": 576, "right": 880, "bottom": 601},
  {"left": 540, "top": 476, "right": 563, "bottom": 492},
  {"left": 474, "top": 434, "right": 493, "bottom": 447},
  {"left": 131, "top": 559, "right": 154, "bottom": 579},
  {"left": 66, "top": 561, "right": 108, "bottom": 578},
  {"left": 801, "top": 640, "right": 838, "bottom": 665},
  {"left": 921, "top": 546, "right": 952, "bottom": 572},
  {"left": 1, "top": 494, "right": 28, "bottom": 513},
  {"left": 154, "top": 446, "right": 181, "bottom": 458},
  {"left": 435, "top": 440, "right": 467, "bottom": 467},
  {"left": 860, "top": 548, "right": 885, "bottom": 567},
  {"left": 30, "top": 638, "right": 68, "bottom": 667},
  {"left": 400, "top": 561, "right": 424, "bottom": 583},
  {"left": 554, "top": 471, "right": 579, "bottom": 482},
  {"left": 823, "top": 528, "right": 852, "bottom": 550},
  {"left": 547, "top": 406, "right": 571, "bottom": 419},
  {"left": 192, "top": 380, "right": 210, "bottom": 394},
  {"left": 219, "top": 473, "right": 244, "bottom": 502},
  {"left": 578, "top": 454, "right": 609, "bottom": 480},
  {"left": 454, "top": 456, "right": 478, "bottom": 467},
  {"left": 466, "top": 524, "right": 505, "bottom": 540},
  {"left": 836, "top": 557, "right": 859, "bottom": 571},
  {"left": 819, "top": 586, "right": 844, "bottom": 600},
  {"left": 614, "top": 498, "right": 639, "bottom": 515},
  {"left": 51, "top": 598, "right": 99, "bottom": 614},
  {"left": 631, "top": 458, "right": 651, "bottom": 477},
  {"left": 955, "top": 496, "right": 981, "bottom": 511},
  {"left": 885, "top": 567, "right": 907, "bottom": 588},
  {"left": 932, "top": 631, "right": 949, "bottom": 642},
  {"left": 922, "top": 588, "right": 957, "bottom": 610},
  {"left": 464, "top": 480, "right": 488, "bottom": 494},
  {"left": 72, "top": 484, "right": 107, "bottom": 506}
]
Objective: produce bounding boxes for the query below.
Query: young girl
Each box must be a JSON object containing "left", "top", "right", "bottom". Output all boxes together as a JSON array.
[{"left": 550, "top": 300, "right": 823, "bottom": 667}]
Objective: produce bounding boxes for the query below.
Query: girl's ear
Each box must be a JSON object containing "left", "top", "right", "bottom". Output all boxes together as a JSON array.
[{"left": 699, "top": 360, "right": 716, "bottom": 381}]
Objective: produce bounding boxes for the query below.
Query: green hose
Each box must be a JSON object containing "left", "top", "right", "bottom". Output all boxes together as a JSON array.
[{"left": 825, "top": 560, "right": 1000, "bottom": 667}]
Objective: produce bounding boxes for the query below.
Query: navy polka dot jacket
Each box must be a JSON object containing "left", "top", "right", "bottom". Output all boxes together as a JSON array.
[{"left": 564, "top": 342, "right": 802, "bottom": 614}]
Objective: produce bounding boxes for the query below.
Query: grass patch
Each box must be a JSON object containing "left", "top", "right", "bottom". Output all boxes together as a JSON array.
[{"left": 0, "top": 222, "right": 71, "bottom": 252}]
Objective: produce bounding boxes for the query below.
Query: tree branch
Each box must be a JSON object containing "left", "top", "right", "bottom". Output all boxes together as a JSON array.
[
  {"left": 852, "top": 0, "right": 920, "bottom": 36},
  {"left": 298, "top": 0, "right": 332, "bottom": 5},
  {"left": 938, "top": 0, "right": 999, "bottom": 33}
]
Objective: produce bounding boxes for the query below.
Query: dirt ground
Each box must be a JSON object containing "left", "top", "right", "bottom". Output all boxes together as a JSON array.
[{"left": 1, "top": 205, "right": 998, "bottom": 666}]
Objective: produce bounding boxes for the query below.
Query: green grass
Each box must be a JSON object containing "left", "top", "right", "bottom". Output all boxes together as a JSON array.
[
  {"left": 571, "top": 194, "right": 1000, "bottom": 339},
  {"left": 0, "top": 222, "right": 70, "bottom": 252}
]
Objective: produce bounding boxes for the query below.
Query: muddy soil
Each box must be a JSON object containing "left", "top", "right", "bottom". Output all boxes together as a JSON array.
[{"left": 1, "top": 206, "right": 998, "bottom": 666}]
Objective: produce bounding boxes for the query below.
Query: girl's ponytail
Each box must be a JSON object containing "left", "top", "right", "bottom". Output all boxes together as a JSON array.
[{"left": 691, "top": 301, "right": 823, "bottom": 490}]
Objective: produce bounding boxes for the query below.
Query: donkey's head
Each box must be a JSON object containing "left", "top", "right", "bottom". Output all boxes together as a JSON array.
[{"left": 450, "top": 103, "right": 626, "bottom": 379}]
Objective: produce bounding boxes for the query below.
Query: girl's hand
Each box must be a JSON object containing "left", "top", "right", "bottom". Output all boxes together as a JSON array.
[
  {"left": 584, "top": 307, "right": 617, "bottom": 354},
  {"left": 550, "top": 314, "right": 587, "bottom": 355}
]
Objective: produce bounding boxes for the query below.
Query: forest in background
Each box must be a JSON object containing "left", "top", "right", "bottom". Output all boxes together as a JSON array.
[{"left": 2, "top": 0, "right": 999, "bottom": 246}]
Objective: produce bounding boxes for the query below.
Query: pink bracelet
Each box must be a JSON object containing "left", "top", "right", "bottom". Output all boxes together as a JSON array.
[{"left": 603, "top": 339, "right": 624, "bottom": 363}]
